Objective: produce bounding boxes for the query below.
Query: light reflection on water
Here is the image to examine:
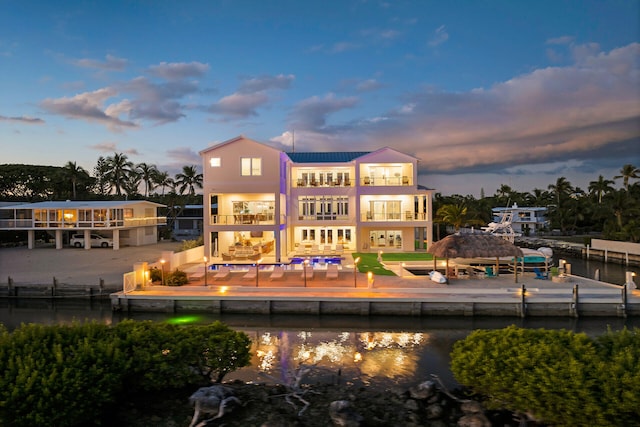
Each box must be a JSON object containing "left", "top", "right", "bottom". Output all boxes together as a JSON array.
[{"left": 1, "top": 299, "right": 639, "bottom": 388}]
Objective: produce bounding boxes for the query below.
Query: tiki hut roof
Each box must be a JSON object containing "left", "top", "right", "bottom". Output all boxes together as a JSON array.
[{"left": 427, "top": 233, "right": 524, "bottom": 259}]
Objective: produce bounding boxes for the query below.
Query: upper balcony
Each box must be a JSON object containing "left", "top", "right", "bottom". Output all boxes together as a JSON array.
[
  {"left": 210, "top": 213, "right": 283, "bottom": 225},
  {"left": 0, "top": 216, "right": 167, "bottom": 229},
  {"left": 360, "top": 212, "right": 428, "bottom": 222},
  {"left": 359, "top": 163, "right": 414, "bottom": 187}
]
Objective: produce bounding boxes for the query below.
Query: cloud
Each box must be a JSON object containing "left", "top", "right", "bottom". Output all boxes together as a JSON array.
[
  {"left": 0, "top": 115, "right": 44, "bottom": 124},
  {"left": 40, "top": 88, "right": 138, "bottom": 131},
  {"left": 88, "top": 141, "right": 118, "bottom": 152},
  {"left": 72, "top": 54, "right": 128, "bottom": 71},
  {"left": 164, "top": 147, "right": 200, "bottom": 168},
  {"left": 289, "top": 93, "right": 358, "bottom": 131},
  {"left": 206, "top": 74, "right": 294, "bottom": 120},
  {"left": 238, "top": 74, "right": 294, "bottom": 93},
  {"left": 117, "top": 77, "right": 199, "bottom": 123},
  {"left": 292, "top": 43, "right": 640, "bottom": 179},
  {"left": 356, "top": 79, "right": 384, "bottom": 92},
  {"left": 428, "top": 25, "right": 449, "bottom": 47},
  {"left": 147, "top": 61, "right": 210, "bottom": 80}
]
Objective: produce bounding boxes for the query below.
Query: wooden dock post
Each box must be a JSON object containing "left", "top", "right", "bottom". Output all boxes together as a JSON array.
[
  {"left": 520, "top": 284, "right": 527, "bottom": 318},
  {"left": 571, "top": 284, "right": 579, "bottom": 318},
  {"left": 620, "top": 286, "right": 628, "bottom": 318}
]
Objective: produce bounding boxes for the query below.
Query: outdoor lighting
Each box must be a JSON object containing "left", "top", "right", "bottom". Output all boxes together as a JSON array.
[
  {"left": 401, "top": 262, "right": 406, "bottom": 278},
  {"left": 303, "top": 258, "right": 310, "bottom": 287},
  {"left": 256, "top": 258, "right": 263, "bottom": 287},
  {"left": 353, "top": 257, "right": 361, "bottom": 288},
  {"left": 220, "top": 286, "right": 228, "bottom": 294},
  {"left": 203, "top": 256, "right": 208, "bottom": 287},
  {"left": 367, "top": 271, "right": 374, "bottom": 288},
  {"left": 354, "top": 352, "right": 362, "bottom": 363},
  {"left": 160, "top": 259, "right": 166, "bottom": 285},
  {"left": 377, "top": 250, "right": 383, "bottom": 262}
]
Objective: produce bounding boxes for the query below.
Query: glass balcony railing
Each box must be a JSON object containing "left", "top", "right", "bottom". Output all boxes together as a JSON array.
[
  {"left": 361, "top": 212, "right": 427, "bottom": 222},
  {"left": 210, "top": 213, "right": 280, "bottom": 225}
]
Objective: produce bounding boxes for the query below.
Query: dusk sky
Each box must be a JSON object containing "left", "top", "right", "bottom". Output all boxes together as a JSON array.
[{"left": 1, "top": 0, "right": 639, "bottom": 196}]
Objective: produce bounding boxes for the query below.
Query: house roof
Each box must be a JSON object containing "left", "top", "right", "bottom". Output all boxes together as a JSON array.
[
  {"left": 285, "top": 152, "right": 370, "bottom": 163},
  {"left": 0, "top": 200, "right": 165, "bottom": 210}
]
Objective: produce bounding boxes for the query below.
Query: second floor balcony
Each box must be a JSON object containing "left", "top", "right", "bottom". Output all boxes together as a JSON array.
[
  {"left": 210, "top": 213, "right": 283, "bottom": 225},
  {"left": 361, "top": 211, "right": 427, "bottom": 222}
]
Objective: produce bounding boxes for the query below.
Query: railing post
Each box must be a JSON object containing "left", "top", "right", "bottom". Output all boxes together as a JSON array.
[
  {"left": 620, "top": 286, "right": 627, "bottom": 318},
  {"left": 520, "top": 284, "right": 527, "bottom": 318}
]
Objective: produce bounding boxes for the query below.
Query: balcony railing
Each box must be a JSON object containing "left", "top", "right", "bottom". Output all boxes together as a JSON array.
[
  {"left": 361, "top": 212, "right": 427, "bottom": 222},
  {"left": 361, "top": 176, "right": 412, "bottom": 186},
  {"left": 210, "top": 213, "right": 279, "bottom": 225},
  {"left": 296, "top": 214, "right": 350, "bottom": 221},
  {"left": 0, "top": 217, "right": 167, "bottom": 229},
  {"left": 295, "top": 179, "right": 352, "bottom": 188}
]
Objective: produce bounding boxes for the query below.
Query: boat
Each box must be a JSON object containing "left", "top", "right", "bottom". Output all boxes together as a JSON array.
[{"left": 429, "top": 270, "right": 447, "bottom": 284}]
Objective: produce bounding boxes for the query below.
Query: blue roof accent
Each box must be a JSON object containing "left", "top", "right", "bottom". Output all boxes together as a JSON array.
[{"left": 286, "top": 152, "right": 370, "bottom": 163}]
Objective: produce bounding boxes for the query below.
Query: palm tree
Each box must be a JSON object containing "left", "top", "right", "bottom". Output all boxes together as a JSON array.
[
  {"left": 548, "top": 177, "right": 573, "bottom": 207},
  {"left": 136, "top": 162, "right": 158, "bottom": 197},
  {"left": 588, "top": 175, "right": 615, "bottom": 204},
  {"left": 435, "top": 203, "right": 484, "bottom": 232},
  {"left": 61, "top": 161, "right": 89, "bottom": 199},
  {"left": 105, "top": 153, "right": 134, "bottom": 196},
  {"left": 495, "top": 184, "right": 513, "bottom": 205},
  {"left": 174, "top": 165, "right": 203, "bottom": 196},
  {"left": 153, "top": 170, "right": 174, "bottom": 196},
  {"left": 614, "top": 164, "right": 639, "bottom": 191}
]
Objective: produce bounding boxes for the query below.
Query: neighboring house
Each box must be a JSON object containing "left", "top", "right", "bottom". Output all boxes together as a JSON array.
[
  {"left": 200, "top": 136, "right": 433, "bottom": 262},
  {"left": 0, "top": 200, "right": 166, "bottom": 250},
  {"left": 167, "top": 204, "right": 204, "bottom": 241},
  {"left": 490, "top": 203, "right": 549, "bottom": 236}
]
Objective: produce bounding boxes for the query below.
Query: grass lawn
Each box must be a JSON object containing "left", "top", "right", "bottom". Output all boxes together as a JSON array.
[{"left": 350, "top": 252, "right": 435, "bottom": 276}]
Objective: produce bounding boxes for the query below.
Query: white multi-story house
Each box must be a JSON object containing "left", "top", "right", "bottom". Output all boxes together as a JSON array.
[
  {"left": 0, "top": 200, "right": 166, "bottom": 250},
  {"left": 490, "top": 203, "right": 549, "bottom": 236},
  {"left": 200, "top": 136, "right": 433, "bottom": 263}
]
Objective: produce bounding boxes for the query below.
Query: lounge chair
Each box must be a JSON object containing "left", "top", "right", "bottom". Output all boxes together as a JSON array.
[
  {"left": 213, "top": 266, "right": 231, "bottom": 281},
  {"left": 269, "top": 266, "right": 285, "bottom": 281},
  {"left": 533, "top": 267, "right": 549, "bottom": 280},
  {"left": 301, "top": 267, "right": 314, "bottom": 281},
  {"left": 243, "top": 269, "right": 257, "bottom": 280},
  {"left": 326, "top": 264, "right": 339, "bottom": 280}
]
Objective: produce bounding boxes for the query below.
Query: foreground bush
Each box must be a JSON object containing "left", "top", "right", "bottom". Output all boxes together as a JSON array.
[
  {"left": 450, "top": 325, "right": 640, "bottom": 426},
  {"left": 0, "top": 320, "right": 251, "bottom": 426}
]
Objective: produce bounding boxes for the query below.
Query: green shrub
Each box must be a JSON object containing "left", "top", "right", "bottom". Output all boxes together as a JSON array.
[
  {"left": 165, "top": 268, "right": 188, "bottom": 286},
  {"left": 0, "top": 322, "right": 128, "bottom": 426},
  {"left": 450, "top": 326, "right": 640, "bottom": 427},
  {"left": 149, "top": 267, "right": 163, "bottom": 282},
  {"left": 179, "top": 237, "right": 204, "bottom": 251},
  {"left": 0, "top": 320, "right": 252, "bottom": 426}
]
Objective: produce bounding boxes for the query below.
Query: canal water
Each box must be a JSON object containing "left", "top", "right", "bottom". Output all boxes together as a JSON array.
[{"left": 1, "top": 255, "right": 637, "bottom": 389}]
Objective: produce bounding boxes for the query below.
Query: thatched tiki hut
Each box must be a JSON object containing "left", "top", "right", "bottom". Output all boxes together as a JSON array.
[{"left": 427, "top": 233, "right": 524, "bottom": 282}]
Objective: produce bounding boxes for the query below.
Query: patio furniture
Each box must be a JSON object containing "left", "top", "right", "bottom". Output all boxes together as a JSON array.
[
  {"left": 301, "top": 268, "right": 314, "bottom": 281},
  {"left": 243, "top": 269, "right": 257, "bottom": 280},
  {"left": 534, "top": 267, "right": 549, "bottom": 280},
  {"left": 269, "top": 266, "right": 285, "bottom": 281},
  {"left": 326, "top": 264, "right": 339, "bottom": 280},
  {"left": 213, "top": 266, "right": 231, "bottom": 281},
  {"left": 221, "top": 253, "right": 233, "bottom": 261}
]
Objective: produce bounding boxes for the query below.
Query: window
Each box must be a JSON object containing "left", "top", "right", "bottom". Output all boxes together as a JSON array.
[
  {"left": 210, "top": 157, "right": 221, "bottom": 167},
  {"left": 241, "top": 157, "right": 262, "bottom": 176}
]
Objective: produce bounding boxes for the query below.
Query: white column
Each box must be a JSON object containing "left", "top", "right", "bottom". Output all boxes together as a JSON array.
[
  {"left": 55, "top": 229, "right": 63, "bottom": 249},
  {"left": 112, "top": 229, "right": 120, "bottom": 250},
  {"left": 84, "top": 229, "right": 91, "bottom": 250},
  {"left": 27, "top": 230, "right": 35, "bottom": 249}
]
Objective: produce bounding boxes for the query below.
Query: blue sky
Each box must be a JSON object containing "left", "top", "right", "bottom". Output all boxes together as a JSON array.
[{"left": 1, "top": 0, "right": 639, "bottom": 196}]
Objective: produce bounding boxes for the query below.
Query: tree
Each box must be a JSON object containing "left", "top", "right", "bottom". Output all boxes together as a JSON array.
[
  {"left": 434, "top": 203, "right": 483, "bottom": 232},
  {"left": 614, "top": 164, "right": 639, "bottom": 191},
  {"left": 153, "top": 170, "right": 174, "bottom": 196},
  {"left": 105, "top": 153, "right": 134, "bottom": 197},
  {"left": 589, "top": 175, "right": 615, "bottom": 204},
  {"left": 548, "top": 177, "right": 574, "bottom": 232},
  {"left": 92, "top": 156, "right": 111, "bottom": 197},
  {"left": 61, "top": 161, "right": 89, "bottom": 200},
  {"left": 136, "top": 162, "right": 158, "bottom": 197},
  {"left": 175, "top": 165, "right": 203, "bottom": 196}
]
